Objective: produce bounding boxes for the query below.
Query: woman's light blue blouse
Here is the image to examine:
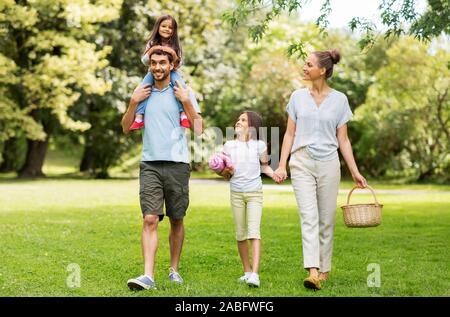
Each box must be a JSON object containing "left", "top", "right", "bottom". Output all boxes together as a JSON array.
[{"left": 286, "top": 88, "right": 353, "bottom": 161}]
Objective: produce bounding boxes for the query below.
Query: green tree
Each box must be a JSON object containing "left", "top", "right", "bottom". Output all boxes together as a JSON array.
[
  {"left": 239, "top": 22, "right": 391, "bottom": 175},
  {"left": 0, "top": 0, "right": 121, "bottom": 177},
  {"left": 354, "top": 37, "right": 449, "bottom": 181},
  {"left": 70, "top": 0, "right": 147, "bottom": 178},
  {"left": 224, "top": 0, "right": 450, "bottom": 58},
  {"left": 71, "top": 0, "right": 250, "bottom": 176}
]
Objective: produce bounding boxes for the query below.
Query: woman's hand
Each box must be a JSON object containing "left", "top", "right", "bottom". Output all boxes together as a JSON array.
[
  {"left": 220, "top": 167, "right": 234, "bottom": 180},
  {"left": 352, "top": 172, "right": 368, "bottom": 188},
  {"left": 274, "top": 166, "right": 288, "bottom": 184},
  {"left": 271, "top": 173, "right": 282, "bottom": 183}
]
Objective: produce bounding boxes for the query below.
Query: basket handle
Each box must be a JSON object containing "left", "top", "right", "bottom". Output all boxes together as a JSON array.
[{"left": 346, "top": 185, "right": 380, "bottom": 206}]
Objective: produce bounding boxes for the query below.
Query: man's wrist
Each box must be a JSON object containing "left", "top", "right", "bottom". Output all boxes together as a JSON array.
[
  {"left": 129, "top": 98, "right": 139, "bottom": 107},
  {"left": 180, "top": 97, "right": 191, "bottom": 106}
]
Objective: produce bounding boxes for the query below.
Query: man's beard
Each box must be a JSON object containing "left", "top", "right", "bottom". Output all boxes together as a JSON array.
[{"left": 152, "top": 71, "right": 169, "bottom": 83}]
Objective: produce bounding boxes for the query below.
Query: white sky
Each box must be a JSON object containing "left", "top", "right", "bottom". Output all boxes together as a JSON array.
[{"left": 299, "top": 0, "right": 428, "bottom": 30}]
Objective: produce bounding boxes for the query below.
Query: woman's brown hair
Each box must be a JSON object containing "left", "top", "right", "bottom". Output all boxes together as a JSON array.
[{"left": 313, "top": 49, "right": 341, "bottom": 79}]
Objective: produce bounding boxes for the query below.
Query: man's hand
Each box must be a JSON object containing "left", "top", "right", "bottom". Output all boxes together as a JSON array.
[
  {"left": 173, "top": 80, "right": 190, "bottom": 104},
  {"left": 122, "top": 84, "right": 151, "bottom": 134},
  {"left": 131, "top": 84, "right": 151, "bottom": 104},
  {"left": 173, "top": 80, "right": 204, "bottom": 136}
]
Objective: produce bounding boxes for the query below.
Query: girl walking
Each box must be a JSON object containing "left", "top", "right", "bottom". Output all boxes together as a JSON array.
[
  {"left": 219, "top": 111, "right": 280, "bottom": 287},
  {"left": 275, "top": 50, "right": 367, "bottom": 290}
]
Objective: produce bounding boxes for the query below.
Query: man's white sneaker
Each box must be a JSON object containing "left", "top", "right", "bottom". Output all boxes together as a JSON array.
[
  {"left": 127, "top": 275, "right": 156, "bottom": 290},
  {"left": 246, "top": 273, "right": 260, "bottom": 287}
]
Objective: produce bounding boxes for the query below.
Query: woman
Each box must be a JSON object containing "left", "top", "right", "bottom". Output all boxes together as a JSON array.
[{"left": 274, "top": 49, "right": 367, "bottom": 290}]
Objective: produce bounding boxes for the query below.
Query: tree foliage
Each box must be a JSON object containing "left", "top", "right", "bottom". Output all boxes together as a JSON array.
[
  {"left": 0, "top": 0, "right": 122, "bottom": 176},
  {"left": 1, "top": 1, "right": 448, "bottom": 182},
  {"left": 224, "top": 0, "right": 450, "bottom": 58},
  {"left": 68, "top": 0, "right": 247, "bottom": 177},
  {"left": 354, "top": 37, "right": 449, "bottom": 181}
]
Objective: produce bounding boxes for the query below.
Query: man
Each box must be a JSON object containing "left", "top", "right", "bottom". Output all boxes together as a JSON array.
[{"left": 122, "top": 46, "right": 204, "bottom": 290}]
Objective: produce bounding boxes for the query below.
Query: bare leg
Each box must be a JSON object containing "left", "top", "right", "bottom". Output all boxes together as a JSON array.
[
  {"left": 237, "top": 240, "right": 251, "bottom": 273},
  {"left": 142, "top": 215, "right": 159, "bottom": 278},
  {"left": 308, "top": 267, "right": 319, "bottom": 278},
  {"left": 169, "top": 218, "right": 184, "bottom": 271},
  {"left": 250, "top": 239, "right": 260, "bottom": 273},
  {"left": 318, "top": 272, "right": 329, "bottom": 281}
]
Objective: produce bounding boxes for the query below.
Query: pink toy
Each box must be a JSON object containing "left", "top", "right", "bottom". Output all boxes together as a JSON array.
[{"left": 208, "top": 152, "right": 233, "bottom": 173}]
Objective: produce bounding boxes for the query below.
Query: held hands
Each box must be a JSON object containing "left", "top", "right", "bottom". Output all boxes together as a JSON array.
[
  {"left": 270, "top": 172, "right": 282, "bottom": 183},
  {"left": 273, "top": 167, "right": 288, "bottom": 184},
  {"left": 173, "top": 80, "right": 190, "bottom": 104}
]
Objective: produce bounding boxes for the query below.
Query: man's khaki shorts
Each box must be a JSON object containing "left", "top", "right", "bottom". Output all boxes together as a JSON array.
[{"left": 139, "top": 161, "right": 190, "bottom": 221}]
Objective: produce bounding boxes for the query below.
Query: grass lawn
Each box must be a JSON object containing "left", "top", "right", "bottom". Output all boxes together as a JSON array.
[
  {"left": 0, "top": 178, "right": 449, "bottom": 297},
  {"left": 3, "top": 146, "right": 448, "bottom": 192}
]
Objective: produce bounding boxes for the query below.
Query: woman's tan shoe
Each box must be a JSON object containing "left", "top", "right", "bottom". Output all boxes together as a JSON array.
[{"left": 303, "top": 276, "right": 322, "bottom": 290}]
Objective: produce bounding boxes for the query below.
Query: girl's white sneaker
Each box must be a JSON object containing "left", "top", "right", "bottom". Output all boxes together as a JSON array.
[
  {"left": 246, "top": 273, "right": 260, "bottom": 287},
  {"left": 238, "top": 272, "right": 252, "bottom": 282}
]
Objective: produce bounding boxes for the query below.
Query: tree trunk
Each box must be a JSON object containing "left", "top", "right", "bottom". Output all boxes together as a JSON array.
[
  {"left": 79, "top": 144, "right": 95, "bottom": 174},
  {"left": 417, "top": 168, "right": 434, "bottom": 182},
  {"left": 18, "top": 137, "right": 49, "bottom": 178},
  {"left": 0, "top": 138, "right": 21, "bottom": 172}
]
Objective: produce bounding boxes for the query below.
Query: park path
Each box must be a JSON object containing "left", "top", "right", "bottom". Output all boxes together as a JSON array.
[{"left": 189, "top": 179, "right": 450, "bottom": 195}]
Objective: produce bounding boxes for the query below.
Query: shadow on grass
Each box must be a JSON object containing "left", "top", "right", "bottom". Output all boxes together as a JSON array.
[
  {"left": 1, "top": 172, "right": 449, "bottom": 191},
  {"left": 0, "top": 172, "right": 138, "bottom": 183}
]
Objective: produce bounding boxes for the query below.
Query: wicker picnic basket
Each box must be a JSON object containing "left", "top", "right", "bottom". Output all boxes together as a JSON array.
[{"left": 341, "top": 185, "right": 383, "bottom": 228}]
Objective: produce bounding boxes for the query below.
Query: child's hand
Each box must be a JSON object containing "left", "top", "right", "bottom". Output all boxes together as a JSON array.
[
  {"left": 220, "top": 167, "right": 234, "bottom": 180},
  {"left": 274, "top": 167, "right": 288, "bottom": 184},
  {"left": 271, "top": 173, "right": 282, "bottom": 183},
  {"left": 173, "top": 80, "right": 190, "bottom": 103}
]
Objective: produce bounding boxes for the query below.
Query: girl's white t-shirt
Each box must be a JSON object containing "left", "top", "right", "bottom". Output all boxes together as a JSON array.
[{"left": 223, "top": 139, "right": 267, "bottom": 192}]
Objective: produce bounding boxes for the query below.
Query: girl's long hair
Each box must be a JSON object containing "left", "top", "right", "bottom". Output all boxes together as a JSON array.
[
  {"left": 238, "top": 111, "right": 264, "bottom": 141},
  {"left": 143, "top": 15, "right": 182, "bottom": 62}
]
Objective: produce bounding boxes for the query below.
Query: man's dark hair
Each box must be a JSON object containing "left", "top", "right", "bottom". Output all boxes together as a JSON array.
[{"left": 149, "top": 49, "right": 174, "bottom": 64}]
